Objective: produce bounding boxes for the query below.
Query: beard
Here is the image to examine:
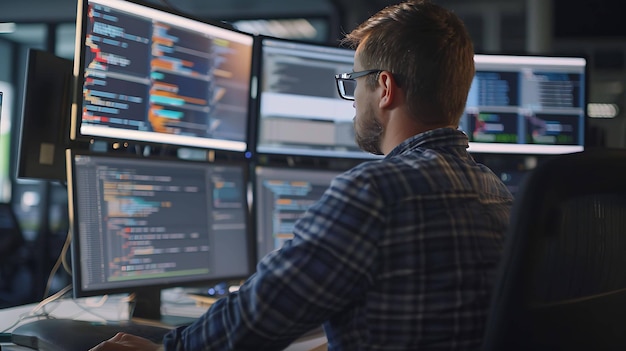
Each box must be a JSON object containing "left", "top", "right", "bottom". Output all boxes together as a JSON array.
[{"left": 354, "top": 111, "right": 384, "bottom": 155}]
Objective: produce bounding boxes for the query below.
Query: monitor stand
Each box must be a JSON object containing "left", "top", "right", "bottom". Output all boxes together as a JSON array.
[{"left": 131, "top": 288, "right": 198, "bottom": 327}]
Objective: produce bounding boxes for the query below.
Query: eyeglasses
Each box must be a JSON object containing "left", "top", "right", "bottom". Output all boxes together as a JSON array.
[{"left": 334, "top": 69, "right": 383, "bottom": 100}]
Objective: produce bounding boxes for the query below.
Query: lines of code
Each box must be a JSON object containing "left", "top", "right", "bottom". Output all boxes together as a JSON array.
[
  {"left": 72, "top": 155, "right": 250, "bottom": 291},
  {"left": 255, "top": 167, "right": 338, "bottom": 258},
  {"left": 97, "top": 163, "right": 211, "bottom": 282},
  {"left": 78, "top": 1, "right": 252, "bottom": 149}
]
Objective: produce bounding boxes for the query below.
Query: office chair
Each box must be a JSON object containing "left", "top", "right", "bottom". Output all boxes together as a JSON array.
[
  {"left": 482, "top": 148, "right": 626, "bottom": 351},
  {"left": 0, "top": 202, "right": 30, "bottom": 308},
  {"left": 0, "top": 202, "right": 25, "bottom": 262}
]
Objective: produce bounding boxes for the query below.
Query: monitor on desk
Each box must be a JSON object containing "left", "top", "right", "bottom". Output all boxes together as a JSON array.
[
  {"left": 253, "top": 165, "right": 344, "bottom": 260},
  {"left": 71, "top": 0, "right": 255, "bottom": 152},
  {"left": 253, "top": 36, "right": 378, "bottom": 160},
  {"left": 17, "top": 49, "right": 74, "bottom": 182},
  {"left": 0, "top": 202, "right": 25, "bottom": 266},
  {"left": 66, "top": 149, "right": 254, "bottom": 323},
  {"left": 463, "top": 54, "right": 587, "bottom": 155}
]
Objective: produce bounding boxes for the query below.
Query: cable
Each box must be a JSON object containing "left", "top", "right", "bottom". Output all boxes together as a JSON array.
[
  {"left": 42, "top": 227, "right": 72, "bottom": 298},
  {"left": 61, "top": 228, "right": 72, "bottom": 275},
  {"left": 157, "top": 0, "right": 179, "bottom": 13},
  {"left": 0, "top": 285, "right": 73, "bottom": 333},
  {"left": 31, "top": 285, "right": 73, "bottom": 315}
]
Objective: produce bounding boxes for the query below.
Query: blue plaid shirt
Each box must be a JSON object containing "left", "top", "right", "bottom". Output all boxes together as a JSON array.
[{"left": 163, "top": 127, "right": 513, "bottom": 350}]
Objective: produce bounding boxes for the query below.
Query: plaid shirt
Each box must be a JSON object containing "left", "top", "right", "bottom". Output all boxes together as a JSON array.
[{"left": 163, "top": 127, "right": 513, "bottom": 350}]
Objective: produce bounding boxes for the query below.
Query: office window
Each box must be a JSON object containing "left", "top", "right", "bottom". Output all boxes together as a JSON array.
[
  {"left": 55, "top": 23, "right": 75, "bottom": 59},
  {"left": 0, "top": 82, "right": 13, "bottom": 202}
]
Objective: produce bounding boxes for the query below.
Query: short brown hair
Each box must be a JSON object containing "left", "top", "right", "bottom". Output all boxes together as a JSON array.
[{"left": 342, "top": 0, "right": 475, "bottom": 126}]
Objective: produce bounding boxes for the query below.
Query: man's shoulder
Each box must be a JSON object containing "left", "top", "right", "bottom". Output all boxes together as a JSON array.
[{"left": 337, "top": 154, "right": 422, "bottom": 186}]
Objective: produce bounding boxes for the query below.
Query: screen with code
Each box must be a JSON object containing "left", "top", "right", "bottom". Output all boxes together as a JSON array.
[
  {"left": 66, "top": 150, "right": 252, "bottom": 297},
  {"left": 254, "top": 37, "right": 379, "bottom": 159},
  {"left": 71, "top": 0, "right": 254, "bottom": 152},
  {"left": 253, "top": 166, "right": 342, "bottom": 260},
  {"left": 462, "top": 54, "right": 587, "bottom": 155}
]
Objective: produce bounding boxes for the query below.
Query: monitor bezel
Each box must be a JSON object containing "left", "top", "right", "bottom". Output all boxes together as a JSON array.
[
  {"left": 70, "top": 0, "right": 256, "bottom": 153},
  {"left": 66, "top": 148, "right": 255, "bottom": 300}
]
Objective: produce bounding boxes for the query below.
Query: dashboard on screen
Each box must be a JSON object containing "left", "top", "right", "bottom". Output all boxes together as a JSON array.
[
  {"left": 71, "top": 0, "right": 254, "bottom": 152},
  {"left": 66, "top": 150, "right": 253, "bottom": 320},
  {"left": 463, "top": 54, "right": 587, "bottom": 155},
  {"left": 254, "top": 37, "right": 378, "bottom": 159}
]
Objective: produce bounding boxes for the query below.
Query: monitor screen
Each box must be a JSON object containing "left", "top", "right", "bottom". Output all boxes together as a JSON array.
[
  {"left": 17, "top": 49, "right": 73, "bottom": 182},
  {"left": 66, "top": 150, "right": 253, "bottom": 321},
  {"left": 254, "top": 37, "right": 377, "bottom": 159},
  {"left": 71, "top": 0, "right": 255, "bottom": 152},
  {"left": 254, "top": 165, "right": 342, "bottom": 260},
  {"left": 463, "top": 54, "right": 587, "bottom": 155}
]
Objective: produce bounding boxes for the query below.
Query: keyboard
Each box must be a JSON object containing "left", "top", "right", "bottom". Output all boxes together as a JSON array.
[{"left": 11, "top": 319, "right": 173, "bottom": 351}]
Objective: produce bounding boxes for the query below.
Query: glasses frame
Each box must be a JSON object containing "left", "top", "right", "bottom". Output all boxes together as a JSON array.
[{"left": 335, "top": 69, "right": 383, "bottom": 100}]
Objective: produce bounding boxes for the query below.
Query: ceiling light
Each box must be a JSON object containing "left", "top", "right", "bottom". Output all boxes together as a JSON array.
[
  {"left": 0, "top": 22, "right": 16, "bottom": 34},
  {"left": 587, "top": 103, "right": 619, "bottom": 118}
]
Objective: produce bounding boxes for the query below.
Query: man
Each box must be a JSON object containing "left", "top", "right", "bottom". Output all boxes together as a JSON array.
[{"left": 91, "top": 0, "right": 513, "bottom": 350}]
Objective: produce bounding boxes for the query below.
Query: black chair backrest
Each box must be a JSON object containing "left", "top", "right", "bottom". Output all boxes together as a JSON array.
[
  {"left": 0, "top": 202, "right": 24, "bottom": 260},
  {"left": 483, "top": 149, "right": 626, "bottom": 351}
]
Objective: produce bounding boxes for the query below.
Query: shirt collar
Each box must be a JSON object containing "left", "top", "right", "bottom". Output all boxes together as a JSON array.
[{"left": 385, "top": 128, "right": 470, "bottom": 158}]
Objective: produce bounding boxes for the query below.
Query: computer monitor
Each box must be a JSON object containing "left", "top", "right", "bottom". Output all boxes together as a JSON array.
[
  {"left": 66, "top": 149, "right": 253, "bottom": 323},
  {"left": 253, "top": 36, "right": 377, "bottom": 159},
  {"left": 71, "top": 0, "right": 255, "bottom": 152},
  {"left": 463, "top": 54, "right": 587, "bottom": 155},
  {"left": 17, "top": 49, "right": 74, "bottom": 182},
  {"left": 253, "top": 165, "right": 343, "bottom": 260}
]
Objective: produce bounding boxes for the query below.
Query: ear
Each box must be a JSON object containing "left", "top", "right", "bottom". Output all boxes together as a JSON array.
[{"left": 377, "top": 71, "right": 398, "bottom": 109}]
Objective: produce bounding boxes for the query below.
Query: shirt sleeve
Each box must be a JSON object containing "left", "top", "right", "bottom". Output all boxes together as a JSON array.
[{"left": 162, "top": 169, "right": 385, "bottom": 351}]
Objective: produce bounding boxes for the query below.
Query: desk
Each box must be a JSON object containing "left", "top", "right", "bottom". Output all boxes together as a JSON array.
[{"left": 0, "top": 290, "right": 327, "bottom": 350}]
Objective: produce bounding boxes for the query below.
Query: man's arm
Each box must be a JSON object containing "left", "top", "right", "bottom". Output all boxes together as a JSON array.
[{"left": 96, "top": 170, "right": 385, "bottom": 351}]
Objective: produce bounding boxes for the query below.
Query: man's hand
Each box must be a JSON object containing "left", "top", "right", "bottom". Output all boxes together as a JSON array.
[{"left": 89, "top": 332, "right": 164, "bottom": 351}]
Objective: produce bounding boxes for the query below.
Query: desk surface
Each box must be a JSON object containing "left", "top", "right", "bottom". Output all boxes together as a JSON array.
[{"left": 0, "top": 289, "right": 326, "bottom": 351}]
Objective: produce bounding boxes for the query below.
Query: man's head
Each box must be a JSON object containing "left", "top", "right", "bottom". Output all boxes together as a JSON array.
[{"left": 340, "top": 0, "right": 475, "bottom": 154}]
